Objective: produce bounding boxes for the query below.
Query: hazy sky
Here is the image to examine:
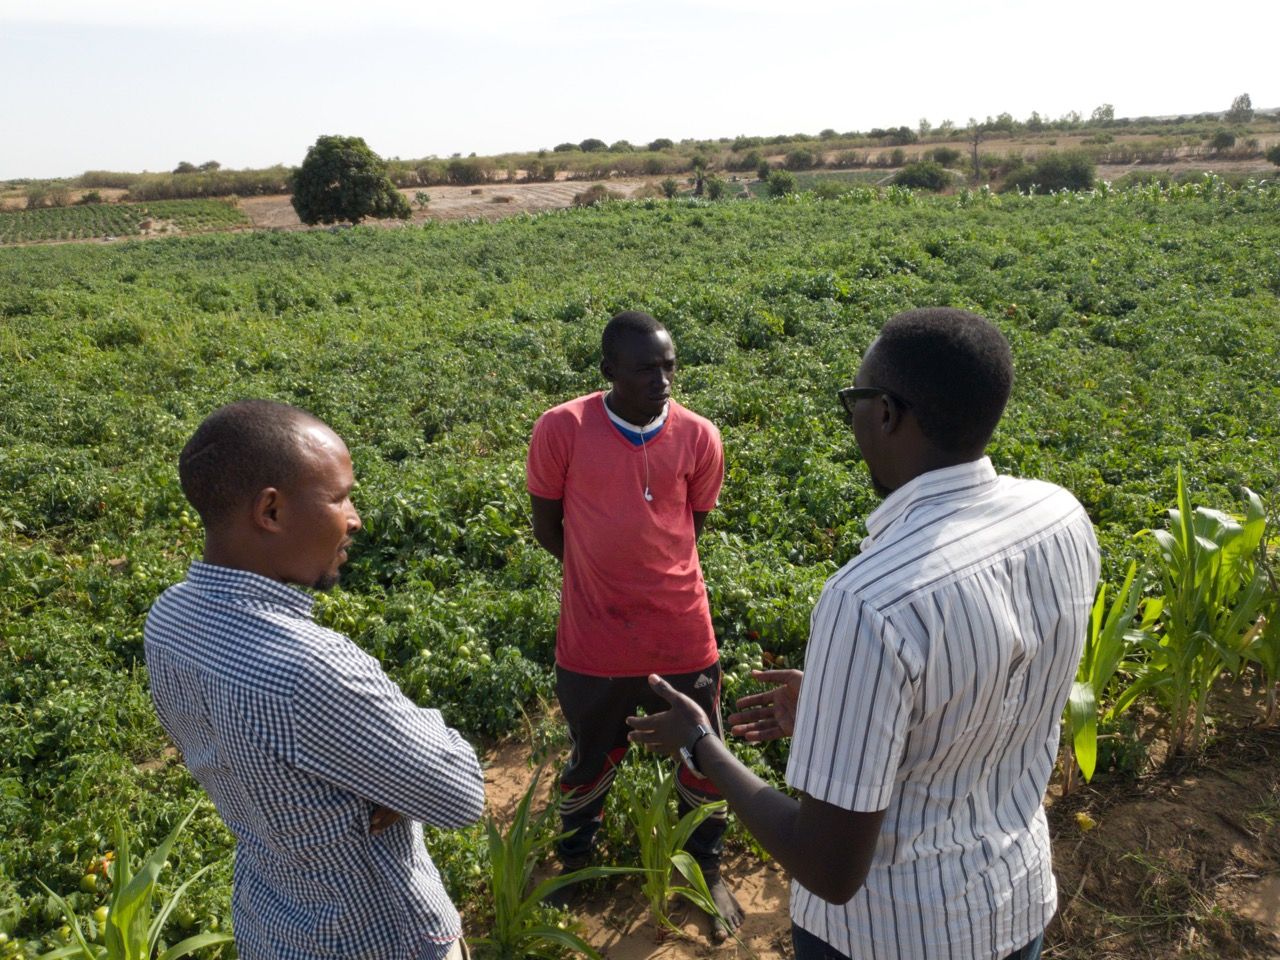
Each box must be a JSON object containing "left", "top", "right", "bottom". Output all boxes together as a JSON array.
[{"left": 2, "top": 0, "right": 1274, "bottom": 180}]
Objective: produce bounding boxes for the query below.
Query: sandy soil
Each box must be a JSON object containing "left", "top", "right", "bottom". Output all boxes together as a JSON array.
[
  {"left": 479, "top": 688, "right": 1280, "bottom": 960},
  {"left": 238, "top": 179, "right": 655, "bottom": 231}
]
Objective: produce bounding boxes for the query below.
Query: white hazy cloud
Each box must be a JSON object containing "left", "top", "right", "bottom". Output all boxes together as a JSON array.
[{"left": 1, "top": 0, "right": 1274, "bottom": 179}]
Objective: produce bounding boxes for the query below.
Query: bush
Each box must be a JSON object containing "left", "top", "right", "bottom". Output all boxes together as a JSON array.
[
  {"left": 765, "top": 169, "right": 796, "bottom": 197},
  {"left": 579, "top": 138, "right": 607, "bottom": 153},
  {"left": 1209, "top": 130, "right": 1236, "bottom": 152},
  {"left": 757, "top": 161, "right": 772, "bottom": 180},
  {"left": 784, "top": 148, "right": 817, "bottom": 171},
  {"left": 75, "top": 190, "right": 104, "bottom": 205},
  {"left": 727, "top": 150, "right": 762, "bottom": 172},
  {"left": 926, "top": 146, "right": 962, "bottom": 167},
  {"left": 173, "top": 161, "right": 197, "bottom": 174},
  {"left": 571, "top": 183, "right": 623, "bottom": 207},
  {"left": 660, "top": 178, "right": 679, "bottom": 199},
  {"left": 289, "top": 134, "right": 411, "bottom": 225},
  {"left": 830, "top": 150, "right": 868, "bottom": 169},
  {"left": 553, "top": 143, "right": 577, "bottom": 153},
  {"left": 609, "top": 140, "right": 634, "bottom": 152},
  {"left": 522, "top": 161, "right": 559, "bottom": 182},
  {"left": 808, "top": 179, "right": 848, "bottom": 200},
  {"left": 705, "top": 176, "right": 727, "bottom": 200},
  {"left": 630, "top": 182, "right": 666, "bottom": 199},
  {"left": 1001, "top": 151, "right": 1096, "bottom": 194},
  {"left": 642, "top": 156, "right": 667, "bottom": 175},
  {"left": 892, "top": 160, "right": 950, "bottom": 191},
  {"left": 445, "top": 157, "right": 495, "bottom": 185},
  {"left": 648, "top": 138, "right": 674, "bottom": 151},
  {"left": 1267, "top": 144, "right": 1280, "bottom": 167}
]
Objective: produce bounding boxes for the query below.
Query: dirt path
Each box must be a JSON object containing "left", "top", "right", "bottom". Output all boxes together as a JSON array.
[{"left": 480, "top": 711, "right": 1280, "bottom": 960}]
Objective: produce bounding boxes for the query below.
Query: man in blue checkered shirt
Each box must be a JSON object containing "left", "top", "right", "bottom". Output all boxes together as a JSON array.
[{"left": 145, "top": 400, "right": 485, "bottom": 960}]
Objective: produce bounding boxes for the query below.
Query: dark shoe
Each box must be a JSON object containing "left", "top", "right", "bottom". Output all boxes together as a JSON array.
[{"left": 545, "top": 858, "right": 591, "bottom": 911}]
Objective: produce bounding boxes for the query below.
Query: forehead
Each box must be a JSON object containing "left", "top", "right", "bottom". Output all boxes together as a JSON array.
[
  {"left": 613, "top": 328, "right": 675, "bottom": 364},
  {"left": 854, "top": 339, "right": 885, "bottom": 384},
  {"left": 296, "top": 424, "right": 354, "bottom": 484}
]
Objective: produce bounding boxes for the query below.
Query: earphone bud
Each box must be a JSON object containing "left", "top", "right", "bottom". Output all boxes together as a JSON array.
[{"left": 644, "top": 489, "right": 653, "bottom": 502}]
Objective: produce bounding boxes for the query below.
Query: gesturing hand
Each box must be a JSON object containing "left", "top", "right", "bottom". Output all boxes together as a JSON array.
[
  {"left": 726, "top": 669, "right": 803, "bottom": 742},
  {"left": 625, "top": 674, "right": 712, "bottom": 757},
  {"left": 369, "top": 806, "right": 401, "bottom": 834}
]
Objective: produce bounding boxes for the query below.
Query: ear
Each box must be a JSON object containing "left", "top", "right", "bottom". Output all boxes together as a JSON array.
[
  {"left": 880, "top": 395, "right": 905, "bottom": 435},
  {"left": 250, "top": 487, "right": 284, "bottom": 532},
  {"left": 600, "top": 357, "right": 615, "bottom": 383}
]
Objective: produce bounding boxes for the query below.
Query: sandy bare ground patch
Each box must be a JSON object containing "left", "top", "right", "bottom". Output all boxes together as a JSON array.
[
  {"left": 480, "top": 703, "right": 1280, "bottom": 960},
  {"left": 240, "top": 179, "right": 655, "bottom": 231}
]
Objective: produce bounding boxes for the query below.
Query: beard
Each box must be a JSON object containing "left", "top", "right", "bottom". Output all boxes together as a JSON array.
[{"left": 314, "top": 569, "right": 341, "bottom": 591}]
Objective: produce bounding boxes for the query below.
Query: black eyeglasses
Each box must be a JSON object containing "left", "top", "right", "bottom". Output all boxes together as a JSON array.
[{"left": 838, "top": 385, "right": 911, "bottom": 423}]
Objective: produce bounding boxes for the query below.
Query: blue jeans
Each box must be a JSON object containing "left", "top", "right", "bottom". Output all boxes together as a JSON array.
[{"left": 791, "top": 923, "right": 1044, "bottom": 960}]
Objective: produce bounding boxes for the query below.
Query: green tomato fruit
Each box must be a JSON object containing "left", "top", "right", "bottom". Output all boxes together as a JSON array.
[
  {"left": 93, "top": 906, "right": 109, "bottom": 926},
  {"left": 79, "top": 874, "right": 98, "bottom": 893}
]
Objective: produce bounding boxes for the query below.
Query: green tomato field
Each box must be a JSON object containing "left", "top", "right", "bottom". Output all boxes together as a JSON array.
[{"left": 1, "top": 182, "right": 1278, "bottom": 957}]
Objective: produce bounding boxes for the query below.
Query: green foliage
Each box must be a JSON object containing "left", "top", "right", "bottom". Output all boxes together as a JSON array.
[
  {"left": 36, "top": 806, "right": 232, "bottom": 960},
  {"left": 577, "top": 139, "right": 607, "bottom": 153},
  {"left": 704, "top": 177, "right": 727, "bottom": 201},
  {"left": 647, "top": 138, "right": 673, "bottom": 151},
  {"left": 289, "top": 135, "right": 411, "bottom": 226},
  {"left": 446, "top": 158, "right": 495, "bottom": 186},
  {"left": 1063, "top": 562, "right": 1151, "bottom": 790},
  {"left": 765, "top": 169, "right": 796, "bottom": 197},
  {"left": 1267, "top": 144, "right": 1280, "bottom": 167},
  {"left": 1209, "top": 130, "right": 1236, "bottom": 152},
  {"left": 2, "top": 184, "right": 1280, "bottom": 948},
  {"left": 1002, "top": 151, "right": 1095, "bottom": 194},
  {"left": 570, "top": 185, "right": 623, "bottom": 208},
  {"left": 1113, "top": 470, "right": 1271, "bottom": 758},
  {"left": 616, "top": 764, "right": 725, "bottom": 934},
  {"left": 472, "top": 768, "right": 632, "bottom": 960},
  {"left": 1225, "top": 93, "right": 1254, "bottom": 124},
  {"left": 659, "top": 178, "right": 678, "bottom": 199},
  {"left": 926, "top": 146, "right": 962, "bottom": 167},
  {"left": 784, "top": 149, "right": 817, "bottom": 171},
  {"left": 0, "top": 201, "right": 248, "bottom": 245},
  {"left": 891, "top": 161, "right": 950, "bottom": 192}
]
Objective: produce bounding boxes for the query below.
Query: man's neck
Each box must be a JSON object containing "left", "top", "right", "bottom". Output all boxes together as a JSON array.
[{"left": 604, "top": 390, "right": 663, "bottom": 429}]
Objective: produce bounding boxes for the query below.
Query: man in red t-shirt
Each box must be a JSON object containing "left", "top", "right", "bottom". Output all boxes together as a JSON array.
[{"left": 527, "top": 311, "right": 741, "bottom": 939}]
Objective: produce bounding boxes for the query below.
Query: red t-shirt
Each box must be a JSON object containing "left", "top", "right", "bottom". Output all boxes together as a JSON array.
[{"left": 526, "top": 392, "right": 723, "bottom": 676}]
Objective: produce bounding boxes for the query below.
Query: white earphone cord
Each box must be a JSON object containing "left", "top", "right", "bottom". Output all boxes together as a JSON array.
[{"left": 640, "top": 412, "right": 657, "bottom": 502}]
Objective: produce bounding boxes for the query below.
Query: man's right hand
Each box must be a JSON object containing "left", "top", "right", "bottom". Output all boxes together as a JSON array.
[{"left": 727, "top": 669, "right": 803, "bottom": 742}]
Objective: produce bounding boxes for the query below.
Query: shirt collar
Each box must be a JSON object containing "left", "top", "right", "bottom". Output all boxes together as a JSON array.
[
  {"left": 861, "top": 457, "right": 999, "bottom": 550},
  {"left": 186, "top": 560, "right": 316, "bottom": 617}
]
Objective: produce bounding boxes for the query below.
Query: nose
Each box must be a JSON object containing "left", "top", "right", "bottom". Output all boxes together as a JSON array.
[{"left": 347, "top": 501, "right": 362, "bottom": 533}]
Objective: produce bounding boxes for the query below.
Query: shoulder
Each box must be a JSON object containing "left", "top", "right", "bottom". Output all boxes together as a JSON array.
[
  {"left": 669, "top": 400, "right": 721, "bottom": 444},
  {"left": 535, "top": 393, "right": 600, "bottom": 431},
  {"left": 996, "top": 474, "right": 1094, "bottom": 528}
]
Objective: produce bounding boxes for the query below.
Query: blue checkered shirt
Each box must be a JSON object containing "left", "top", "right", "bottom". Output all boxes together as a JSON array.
[{"left": 145, "top": 562, "right": 485, "bottom": 960}]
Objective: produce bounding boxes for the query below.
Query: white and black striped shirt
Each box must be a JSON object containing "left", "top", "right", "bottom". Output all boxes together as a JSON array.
[{"left": 786, "top": 458, "right": 1099, "bottom": 959}]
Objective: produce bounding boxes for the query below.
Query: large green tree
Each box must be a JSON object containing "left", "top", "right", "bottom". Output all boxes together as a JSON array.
[{"left": 290, "top": 135, "right": 411, "bottom": 226}]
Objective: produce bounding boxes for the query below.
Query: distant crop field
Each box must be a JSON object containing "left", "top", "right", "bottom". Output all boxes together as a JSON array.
[
  {"left": 0, "top": 199, "right": 249, "bottom": 244},
  {"left": 1, "top": 183, "right": 1278, "bottom": 956}
]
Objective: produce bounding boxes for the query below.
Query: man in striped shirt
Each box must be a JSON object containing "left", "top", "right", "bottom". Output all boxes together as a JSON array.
[
  {"left": 145, "top": 400, "right": 485, "bottom": 960},
  {"left": 627, "top": 308, "right": 1100, "bottom": 960}
]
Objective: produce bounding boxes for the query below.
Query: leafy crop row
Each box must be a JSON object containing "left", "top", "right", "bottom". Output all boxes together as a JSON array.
[
  {"left": 0, "top": 185, "right": 1278, "bottom": 953},
  {"left": 0, "top": 202, "right": 248, "bottom": 246}
]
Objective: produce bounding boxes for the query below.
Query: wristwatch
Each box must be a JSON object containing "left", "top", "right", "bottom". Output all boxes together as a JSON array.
[{"left": 679, "top": 723, "right": 714, "bottom": 778}]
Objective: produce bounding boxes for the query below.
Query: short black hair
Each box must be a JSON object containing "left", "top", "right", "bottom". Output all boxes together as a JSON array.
[
  {"left": 869, "top": 308, "right": 1013, "bottom": 454},
  {"left": 178, "top": 400, "right": 323, "bottom": 528},
  {"left": 601, "top": 311, "right": 666, "bottom": 365}
]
